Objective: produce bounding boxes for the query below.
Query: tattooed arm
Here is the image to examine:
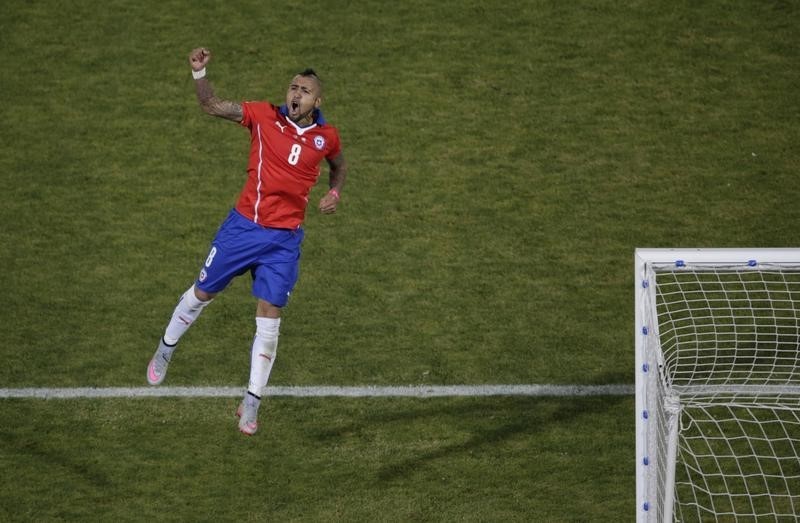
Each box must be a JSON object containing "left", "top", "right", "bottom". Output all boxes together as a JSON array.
[
  {"left": 188, "top": 47, "right": 243, "bottom": 123},
  {"left": 318, "top": 153, "right": 348, "bottom": 214}
]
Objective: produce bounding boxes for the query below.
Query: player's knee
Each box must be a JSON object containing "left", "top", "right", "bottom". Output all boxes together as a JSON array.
[
  {"left": 256, "top": 299, "right": 281, "bottom": 318},
  {"left": 193, "top": 286, "right": 217, "bottom": 303}
]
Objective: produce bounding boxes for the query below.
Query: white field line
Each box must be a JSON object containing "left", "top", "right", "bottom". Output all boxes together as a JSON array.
[{"left": 0, "top": 384, "right": 633, "bottom": 399}]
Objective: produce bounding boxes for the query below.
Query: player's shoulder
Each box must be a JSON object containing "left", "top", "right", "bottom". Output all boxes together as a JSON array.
[
  {"left": 315, "top": 116, "right": 340, "bottom": 138},
  {"left": 317, "top": 121, "right": 339, "bottom": 135},
  {"left": 242, "top": 101, "right": 280, "bottom": 118}
]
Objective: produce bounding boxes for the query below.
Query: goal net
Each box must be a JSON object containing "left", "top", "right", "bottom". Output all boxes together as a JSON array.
[{"left": 635, "top": 249, "right": 800, "bottom": 522}]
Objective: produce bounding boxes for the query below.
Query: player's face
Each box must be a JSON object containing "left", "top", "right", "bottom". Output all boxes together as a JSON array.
[{"left": 286, "top": 75, "right": 321, "bottom": 125}]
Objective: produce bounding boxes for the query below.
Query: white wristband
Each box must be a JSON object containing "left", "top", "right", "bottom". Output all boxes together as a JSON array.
[{"left": 192, "top": 67, "right": 206, "bottom": 80}]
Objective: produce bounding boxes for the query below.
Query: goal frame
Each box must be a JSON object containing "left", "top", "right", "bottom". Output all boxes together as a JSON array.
[{"left": 634, "top": 247, "right": 800, "bottom": 522}]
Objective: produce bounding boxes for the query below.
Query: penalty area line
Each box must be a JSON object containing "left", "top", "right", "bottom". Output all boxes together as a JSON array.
[{"left": 0, "top": 384, "right": 633, "bottom": 399}]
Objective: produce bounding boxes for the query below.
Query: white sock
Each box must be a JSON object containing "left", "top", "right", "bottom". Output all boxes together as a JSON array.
[
  {"left": 247, "top": 317, "right": 280, "bottom": 397},
  {"left": 244, "top": 391, "right": 261, "bottom": 409},
  {"left": 163, "top": 285, "right": 212, "bottom": 345}
]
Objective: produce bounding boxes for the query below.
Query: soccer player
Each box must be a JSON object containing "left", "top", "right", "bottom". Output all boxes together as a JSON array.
[{"left": 146, "top": 47, "right": 347, "bottom": 436}]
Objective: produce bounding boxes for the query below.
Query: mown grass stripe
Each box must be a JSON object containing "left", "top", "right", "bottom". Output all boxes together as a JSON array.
[{"left": 0, "top": 384, "right": 633, "bottom": 399}]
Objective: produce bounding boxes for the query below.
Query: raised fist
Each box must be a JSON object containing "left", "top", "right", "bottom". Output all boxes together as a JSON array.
[{"left": 189, "top": 48, "right": 211, "bottom": 71}]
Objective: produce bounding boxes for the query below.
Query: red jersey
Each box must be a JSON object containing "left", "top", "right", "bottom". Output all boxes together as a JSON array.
[{"left": 236, "top": 102, "right": 341, "bottom": 229}]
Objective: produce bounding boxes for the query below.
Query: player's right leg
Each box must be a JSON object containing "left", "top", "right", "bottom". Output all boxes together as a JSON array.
[
  {"left": 147, "top": 209, "right": 263, "bottom": 386},
  {"left": 147, "top": 285, "right": 214, "bottom": 385}
]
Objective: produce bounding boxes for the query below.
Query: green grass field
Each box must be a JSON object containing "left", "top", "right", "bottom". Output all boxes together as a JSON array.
[{"left": 1, "top": 0, "right": 798, "bottom": 520}]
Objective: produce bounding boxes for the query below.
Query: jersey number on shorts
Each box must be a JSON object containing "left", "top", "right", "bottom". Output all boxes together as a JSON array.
[
  {"left": 288, "top": 144, "right": 302, "bottom": 165},
  {"left": 205, "top": 246, "right": 217, "bottom": 267}
]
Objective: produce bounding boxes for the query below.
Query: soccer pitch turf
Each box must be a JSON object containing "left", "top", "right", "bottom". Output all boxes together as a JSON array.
[
  {"left": 1, "top": 0, "right": 797, "bottom": 520},
  {"left": 1, "top": 392, "right": 635, "bottom": 521}
]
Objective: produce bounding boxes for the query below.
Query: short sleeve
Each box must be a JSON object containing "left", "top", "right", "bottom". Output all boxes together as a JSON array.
[
  {"left": 240, "top": 102, "right": 275, "bottom": 129},
  {"left": 326, "top": 129, "right": 342, "bottom": 160}
]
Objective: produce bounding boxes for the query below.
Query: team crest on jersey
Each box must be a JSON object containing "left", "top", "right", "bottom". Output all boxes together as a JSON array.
[
  {"left": 199, "top": 269, "right": 207, "bottom": 282},
  {"left": 314, "top": 135, "right": 325, "bottom": 150}
]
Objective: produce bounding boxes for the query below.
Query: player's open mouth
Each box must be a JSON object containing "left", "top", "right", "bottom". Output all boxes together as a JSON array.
[{"left": 290, "top": 101, "right": 299, "bottom": 112}]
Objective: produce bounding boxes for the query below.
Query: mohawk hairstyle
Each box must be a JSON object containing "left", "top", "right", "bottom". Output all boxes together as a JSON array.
[
  {"left": 298, "top": 68, "right": 323, "bottom": 95},
  {"left": 298, "top": 68, "right": 320, "bottom": 80}
]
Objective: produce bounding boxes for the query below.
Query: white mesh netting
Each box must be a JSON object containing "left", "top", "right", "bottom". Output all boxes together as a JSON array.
[{"left": 646, "top": 262, "right": 800, "bottom": 521}]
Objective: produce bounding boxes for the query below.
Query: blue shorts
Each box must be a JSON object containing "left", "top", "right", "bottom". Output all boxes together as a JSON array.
[{"left": 195, "top": 209, "right": 305, "bottom": 307}]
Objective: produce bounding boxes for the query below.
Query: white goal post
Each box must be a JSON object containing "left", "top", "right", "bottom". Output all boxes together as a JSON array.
[{"left": 635, "top": 248, "right": 800, "bottom": 522}]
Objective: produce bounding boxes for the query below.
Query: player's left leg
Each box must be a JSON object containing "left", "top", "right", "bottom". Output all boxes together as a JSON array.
[
  {"left": 237, "top": 300, "right": 282, "bottom": 436},
  {"left": 236, "top": 227, "right": 303, "bottom": 435}
]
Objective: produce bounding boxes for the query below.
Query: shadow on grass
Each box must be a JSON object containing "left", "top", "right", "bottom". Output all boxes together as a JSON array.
[
  {"left": 0, "top": 423, "right": 112, "bottom": 489},
  {"left": 310, "top": 393, "right": 632, "bottom": 483}
]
